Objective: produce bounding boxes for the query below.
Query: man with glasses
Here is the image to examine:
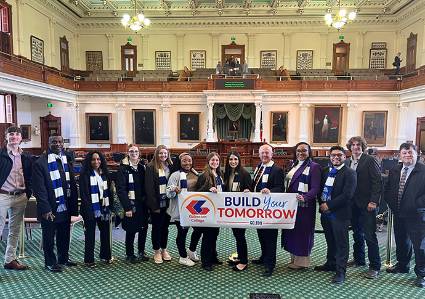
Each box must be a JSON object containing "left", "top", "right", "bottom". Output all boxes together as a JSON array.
[
  {"left": 0, "top": 126, "right": 32, "bottom": 271},
  {"left": 384, "top": 143, "right": 425, "bottom": 288},
  {"left": 32, "top": 135, "right": 79, "bottom": 272},
  {"left": 314, "top": 146, "right": 357, "bottom": 284}
]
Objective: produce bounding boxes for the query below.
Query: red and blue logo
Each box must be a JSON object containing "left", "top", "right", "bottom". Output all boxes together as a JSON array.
[{"left": 186, "top": 200, "right": 210, "bottom": 215}]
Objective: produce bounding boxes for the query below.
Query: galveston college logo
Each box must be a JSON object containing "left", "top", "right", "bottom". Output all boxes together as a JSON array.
[
  {"left": 186, "top": 200, "right": 210, "bottom": 215},
  {"left": 181, "top": 193, "right": 216, "bottom": 224}
]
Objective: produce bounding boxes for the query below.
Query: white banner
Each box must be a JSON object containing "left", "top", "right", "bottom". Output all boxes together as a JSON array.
[{"left": 178, "top": 192, "right": 298, "bottom": 229}]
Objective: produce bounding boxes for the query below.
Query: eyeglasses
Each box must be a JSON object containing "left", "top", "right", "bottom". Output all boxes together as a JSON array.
[{"left": 330, "top": 153, "right": 344, "bottom": 158}]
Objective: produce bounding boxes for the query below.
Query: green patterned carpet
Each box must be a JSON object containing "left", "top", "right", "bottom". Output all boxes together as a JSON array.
[{"left": 0, "top": 221, "right": 424, "bottom": 299}]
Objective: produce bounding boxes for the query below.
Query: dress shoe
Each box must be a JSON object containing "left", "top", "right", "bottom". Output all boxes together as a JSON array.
[
  {"left": 85, "top": 262, "right": 96, "bottom": 268},
  {"left": 138, "top": 253, "right": 149, "bottom": 262},
  {"left": 263, "top": 268, "right": 273, "bottom": 277},
  {"left": 251, "top": 258, "right": 264, "bottom": 265},
  {"left": 414, "top": 277, "right": 425, "bottom": 288},
  {"left": 58, "top": 259, "right": 78, "bottom": 267},
  {"left": 202, "top": 265, "right": 213, "bottom": 271},
  {"left": 347, "top": 260, "right": 366, "bottom": 267},
  {"left": 364, "top": 269, "right": 380, "bottom": 279},
  {"left": 314, "top": 264, "right": 336, "bottom": 272},
  {"left": 227, "top": 260, "right": 240, "bottom": 266},
  {"left": 126, "top": 255, "right": 138, "bottom": 264},
  {"left": 288, "top": 263, "right": 307, "bottom": 270},
  {"left": 332, "top": 273, "right": 345, "bottom": 284},
  {"left": 101, "top": 258, "right": 114, "bottom": 264},
  {"left": 386, "top": 264, "right": 409, "bottom": 274},
  {"left": 232, "top": 264, "right": 248, "bottom": 272},
  {"left": 4, "top": 260, "right": 29, "bottom": 270},
  {"left": 45, "top": 264, "right": 63, "bottom": 272},
  {"left": 212, "top": 259, "right": 223, "bottom": 265}
]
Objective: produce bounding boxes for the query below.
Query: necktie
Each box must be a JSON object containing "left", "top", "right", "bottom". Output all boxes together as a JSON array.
[
  {"left": 253, "top": 166, "right": 264, "bottom": 191},
  {"left": 397, "top": 167, "right": 409, "bottom": 210}
]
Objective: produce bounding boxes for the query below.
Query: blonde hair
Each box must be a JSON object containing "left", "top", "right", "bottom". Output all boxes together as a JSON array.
[{"left": 152, "top": 145, "right": 173, "bottom": 171}]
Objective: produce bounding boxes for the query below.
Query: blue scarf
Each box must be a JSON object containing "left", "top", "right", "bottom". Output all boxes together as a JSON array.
[
  {"left": 254, "top": 161, "right": 274, "bottom": 191},
  {"left": 90, "top": 170, "right": 111, "bottom": 220},
  {"left": 179, "top": 170, "right": 188, "bottom": 190},
  {"left": 215, "top": 174, "right": 223, "bottom": 192},
  {"left": 47, "top": 151, "right": 70, "bottom": 213},
  {"left": 158, "top": 167, "right": 168, "bottom": 208},
  {"left": 296, "top": 160, "right": 312, "bottom": 208},
  {"left": 321, "top": 167, "right": 338, "bottom": 218}
]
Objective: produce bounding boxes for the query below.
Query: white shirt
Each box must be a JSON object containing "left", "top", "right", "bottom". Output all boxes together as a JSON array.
[{"left": 401, "top": 163, "right": 415, "bottom": 181}]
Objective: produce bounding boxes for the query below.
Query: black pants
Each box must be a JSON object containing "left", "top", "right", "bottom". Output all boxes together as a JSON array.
[
  {"left": 351, "top": 205, "right": 381, "bottom": 270},
  {"left": 257, "top": 228, "right": 278, "bottom": 270},
  {"left": 232, "top": 228, "right": 248, "bottom": 264},
  {"left": 201, "top": 227, "right": 220, "bottom": 267},
  {"left": 188, "top": 227, "right": 202, "bottom": 252},
  {"left": 394, "top": 215, "right": 425, "bottom": 277},
  {"left": 84, "top": 218, "right": 111, "bottom": 263},
  {"left": 125, "top": 226, "right": 148, "bottom": 257},
  {"left": 175, "top": 222, "right": 189, "bottom": 258},
  {"left": 321, "top": 215, "right": 350, "bottom": 275},
  {"left": 151, "top": 208, "right": 171, "bottom": 250},
  {"left": 40, "top": 218, "right": 71, "bottom": 267}
]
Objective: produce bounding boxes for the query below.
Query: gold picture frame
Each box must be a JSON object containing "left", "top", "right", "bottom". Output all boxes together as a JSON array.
[
  {"left": 86, "top": 113, "right": 112, "bottom": 144},
  {"left": 362, "top": 111, "right": 388, "bottom": 146},
  {"left": 312, "top": 105, "right": 342, "bottom": 146}
]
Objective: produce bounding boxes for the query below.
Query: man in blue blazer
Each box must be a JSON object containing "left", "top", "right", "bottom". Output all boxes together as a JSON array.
[
  {"left": 315, "top": 145, "right": 357, "bottom": 284},
  {"left": 384, "top": 143, "right": 425, "bottom": 288}
]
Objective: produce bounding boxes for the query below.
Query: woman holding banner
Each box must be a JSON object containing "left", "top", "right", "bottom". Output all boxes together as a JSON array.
[
  {"left": 196, "top": 152, "right": 224, "bottom": 271},
  {"left": 166, "top": 152, "right": 202, "bottom": 266},
  {"left": 224, "top": 151, "right": 252, "bottom": 272},
  {"left": 281, "top": 142, "right": 322, "bottom": 269}
]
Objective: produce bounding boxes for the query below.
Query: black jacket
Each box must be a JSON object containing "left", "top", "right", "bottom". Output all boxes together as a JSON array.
[
  {"left": 0, "top": 147, "right": 33, "bottom": 199},
  {"left": 384, "top": 162, "right": 425, "bottom": 218},
  {"left": 116, "top": 158, "right": 146, "bottom": 212},
  {"left": 319, "top": 166, "right": 357, "bottom": 220},
  {"left": 79, "top": 170, "right": 115, "bottom": 221},
  {"left": 145, "top": 162, "right": 169, "bottom": 211},
  {"left": 345, "top": 154, "right": 382, "bottom": 209},
  {"left": 251, "top": 163, "right": 284, "bottom": 193},
  {"left": 32, "top": 152, "right": 78, "bottom": 220},
  {"left": 224, "top": 168, "right": 252, "bottom": 192}
]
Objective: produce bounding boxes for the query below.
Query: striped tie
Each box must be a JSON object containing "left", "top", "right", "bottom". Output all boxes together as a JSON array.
[
  {"left": 397, "top": 167, "right": 409, "bottom": 210},
  {"left": 253, "top": 166, "right": 264, "bottom": 191}
]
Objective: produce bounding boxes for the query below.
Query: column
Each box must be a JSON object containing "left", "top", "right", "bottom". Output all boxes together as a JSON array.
[
  {"left": 320, "top": 33, "right": 328, "bottom": 68},
  {"left": 298, "top": 103, "right": 310, "bottom": 142},
  {"left": 160, "top": 103, "right": 171, "bottom": 146},
  {"left": 211, "top": 33, "right": 220, "bottom": 66},
  {"left": 49, "top": 17, "right": 57, "bottom": 66},
  {"left": 394, "top": 30, "right": 402, "bottom": 58},
  {"left": 247, "top": 33, "right": 256, "bottom": 66},
  {"left": 344, "top": 103, "right": 358, "bottom": 143},
  {"left": 283, "top": 32, "right": 291, "bottom": 68},
  {"left": 73, "top": 33, "right": 81, "bottom": 70},
  {"left": 176, "top": 34, "right": 185, "bottom": 70},
  {"left": 67, "top": 103, "right": 80, "bottom": 148},
  {"left": 396, "top": 103, "right": 409, "bottom": 146},
  {"left": 115, "top": 104, "right": 127, "bottom": 144},
  {"left": 253, "top": 101, "right": 262, "bottom": 142},
  {"left": 356, "top": 32, "right": 366, "bottom": 68},
  {"left": 206, "top": 103, "right": 214, "bottom": 142},
  {"left": 421, "top": 20, "right": 425, "bottom": 66},
  {"left": 106, "top": 34, "right": 115, "bottom": 69},
  {"left": 15, "top": 0, "right": 27, "bottom": 56},
  {"left": 141, "top": 34, "right": 149, "bottom": 69}
]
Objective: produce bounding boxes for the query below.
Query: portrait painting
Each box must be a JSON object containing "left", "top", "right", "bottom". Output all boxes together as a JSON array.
[
  {"left": 362, "top": 111, "right": 388, "bottom": 146},
  {"left": 20, "top": 125, "right": 31, "bottom": 142},
  {"left": 86, "top": 113, "right": 112, "bottom": 144},
  {"left": 178, "top": 112, "right": 200, "bottom": 142},
  {"left": 270, "top": 112, "right": 288, "bottom": 143},
  {"left": 229, "top": 120, "right": 240, "bottom": 133},
  {"left": 312, "top": 106, "right": 342, "bottom": 145},
  {"left": 133, "top": 110, "right": 156, "bottom": 146}
]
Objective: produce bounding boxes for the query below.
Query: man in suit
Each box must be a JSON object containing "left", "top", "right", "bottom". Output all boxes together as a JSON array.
[
  {"left": 0, "top": 126, "right": 32, "bottom": 271},
  {"left": 314, "top": 145, "right": 357, "bottom": 284},
  {"left": 384, "top": 143, "right": 425, "bottom": 288},
  {"left": 345, "top": 136, "right": 382, "bottom": 279},
  {"left": 251, "top": 144, "right": 284, "bottom": 277},
  {"left": 32, "top": 135, "right": 78, "bottom": 272}
]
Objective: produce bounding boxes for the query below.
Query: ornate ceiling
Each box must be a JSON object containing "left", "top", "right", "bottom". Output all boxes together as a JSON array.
[{"left": 57, "top": 0, "right": 416, "bottom": 19}]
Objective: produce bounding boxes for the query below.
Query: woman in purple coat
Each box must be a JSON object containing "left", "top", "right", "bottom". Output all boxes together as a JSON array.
[{"left": 281, "top": 142, "right": 322, "bottom": 269}]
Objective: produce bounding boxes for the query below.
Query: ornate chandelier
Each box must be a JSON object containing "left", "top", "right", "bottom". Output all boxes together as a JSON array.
[
  {"left": 121, "top": 0, "right": 151, "bottom": 32},
  {"left": 324, "top": 0, "right": 356, "bottom": 31}
]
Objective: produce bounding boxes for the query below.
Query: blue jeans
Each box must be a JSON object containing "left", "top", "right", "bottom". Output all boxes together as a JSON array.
[{"left": 351, "top": 205, "right": 381, "bottom": 271}]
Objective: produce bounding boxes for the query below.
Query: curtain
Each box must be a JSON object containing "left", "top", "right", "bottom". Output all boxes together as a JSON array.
[{"left": 213, "top": 104, "right": 255, "bottom": 140}]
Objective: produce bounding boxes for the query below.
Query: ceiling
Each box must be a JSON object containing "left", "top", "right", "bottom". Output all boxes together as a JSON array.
[{"left": 56, "top": 0, "right": 417, "bottom": 19}]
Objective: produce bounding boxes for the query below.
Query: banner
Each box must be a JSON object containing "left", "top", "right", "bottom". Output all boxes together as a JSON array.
[{"left": 178, "top": 192, "right": 298, "bottom": 229}]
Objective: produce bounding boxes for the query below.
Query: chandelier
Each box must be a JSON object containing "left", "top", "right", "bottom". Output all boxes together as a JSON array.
[
  {"left": 324, "top": 0, "right": 356, "bottom": 31},
  {"left": 121, "top": 0, "right": 151, "bottom": 32}
]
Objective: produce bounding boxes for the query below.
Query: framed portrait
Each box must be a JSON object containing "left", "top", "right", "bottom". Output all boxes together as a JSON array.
[
  {"left": 362, "top": 111, "right": 388, "bottom": 146},
  {"left": 229, "top": 120, "right": 240, "bottom": 133},
  {"left": 20, "top": 125, "right": 31, "bottom": 142},
  {"left": 296, "top": 50, "right": 313, "bottom": 70},
  {"left": 270, "top": 112, "right": 288, "bottom": 143},
  {"left": 312, "top": 105, "right": 342, "bottom": 146},
  {"left": 30, "top": 35, "right": 44, "bottom": 64},
  {"left": 190, "top": 50, "right": 206, "bottom": 70},
  {"left": 178, "top": 112, "right": 200, "bottom": 142},
  {"left": 133, "top": 110, "right": 156, "bottom": 146},
  {"left": 155, "top": 51, "right": 171, "bottom": 70},
  {"left": 86, "top": 113, "right": 112, "bottom": 144},
  {"left": 260, "top": 50, "right": 277, "bottom": 69}
]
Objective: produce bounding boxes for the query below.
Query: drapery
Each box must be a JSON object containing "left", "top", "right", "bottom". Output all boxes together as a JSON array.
[{"left": 213, "top": 104, "right": 255, "bottom": 140}]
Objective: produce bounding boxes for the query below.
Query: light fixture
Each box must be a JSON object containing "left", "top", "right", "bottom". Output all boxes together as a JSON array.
[
  {"left": 121, "top": 0, "right": 151, "bottom": 33},
  {"left": 324, "top": 0, "right": 356, "bottom": 31}
]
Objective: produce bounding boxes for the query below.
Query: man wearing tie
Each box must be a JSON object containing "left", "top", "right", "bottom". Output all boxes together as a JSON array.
[
  {"left": 33, "top": 135, "right": 79, "bottom": 272},
  {"left": 345, "top": 136, "right": 382, "bottom": 279},
  {"left": 384, "top": 143, "right": 425, "bottom": 288},
  {"left": 315, "top": 146, "right": 357, "bottom": 284},
  {"left": 251, "top": 144, "right": 284, "bottom": 277}
]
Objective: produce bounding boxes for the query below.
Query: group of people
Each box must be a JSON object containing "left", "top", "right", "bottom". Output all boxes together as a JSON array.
[
  {"left": 216, "top": 57, "right": 249, "bottom": 76},
  {"left": 1, "top": 125, "right": 424, "bottom": 288}
]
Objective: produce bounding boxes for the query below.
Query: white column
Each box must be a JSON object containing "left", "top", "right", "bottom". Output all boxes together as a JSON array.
[
  {"left": 73, "top": 33, "right": 81, "bottom": 70},
  {"left": 421, "top": 20, "right": 425, "bottom": 66},
  {"left": 15, "top": 0, "right": 27, "bottom": 56},
  {"left": 344, "top": 103, "right": 358, "bottom": 143},
  {"left": 320, "top": 33, "right": 328, "bottom": 68},
  {"left": 106, "top": 34, "right": 115, "bottom": 69},
  {"left": 396, "top": 103, "right": 409, "bottom": 146},
  {"left": 283, "top": 32, "right": 291, "bottom": 68},
  {"left": 176, "top": 34, "right": 185, "bottom": 70},
  {"left": 49, "top": 17, "right": 57, "bottom": 66},
  {"left": 247, "top": 33, "right": 255, "bottom": 66},
  {"left": 206, "top": 103, "right": 214, "bottom": 142},
  {"left": 356, "top": 32, "right": 366, "bottom": 68},
  {"left": 211, "top": 33, "right": 220, "bottom": 66},
  {"left": 116, "top": 104, "right": 127, "bottom": 144},
  {"left": 141, "top": 34, "right": 149, "bottom": 69},
  {"left": 160, "top": 103, "right": 171, "bottom": 146},
  {"left": 67, "top": 103, "right": 80, "bottom": 148},
  {"left": 299, "top": 103, "right": 310, "bottom": 142},
  {"left": 253, "top": 101, "right": 262, "bottom": 142}
]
